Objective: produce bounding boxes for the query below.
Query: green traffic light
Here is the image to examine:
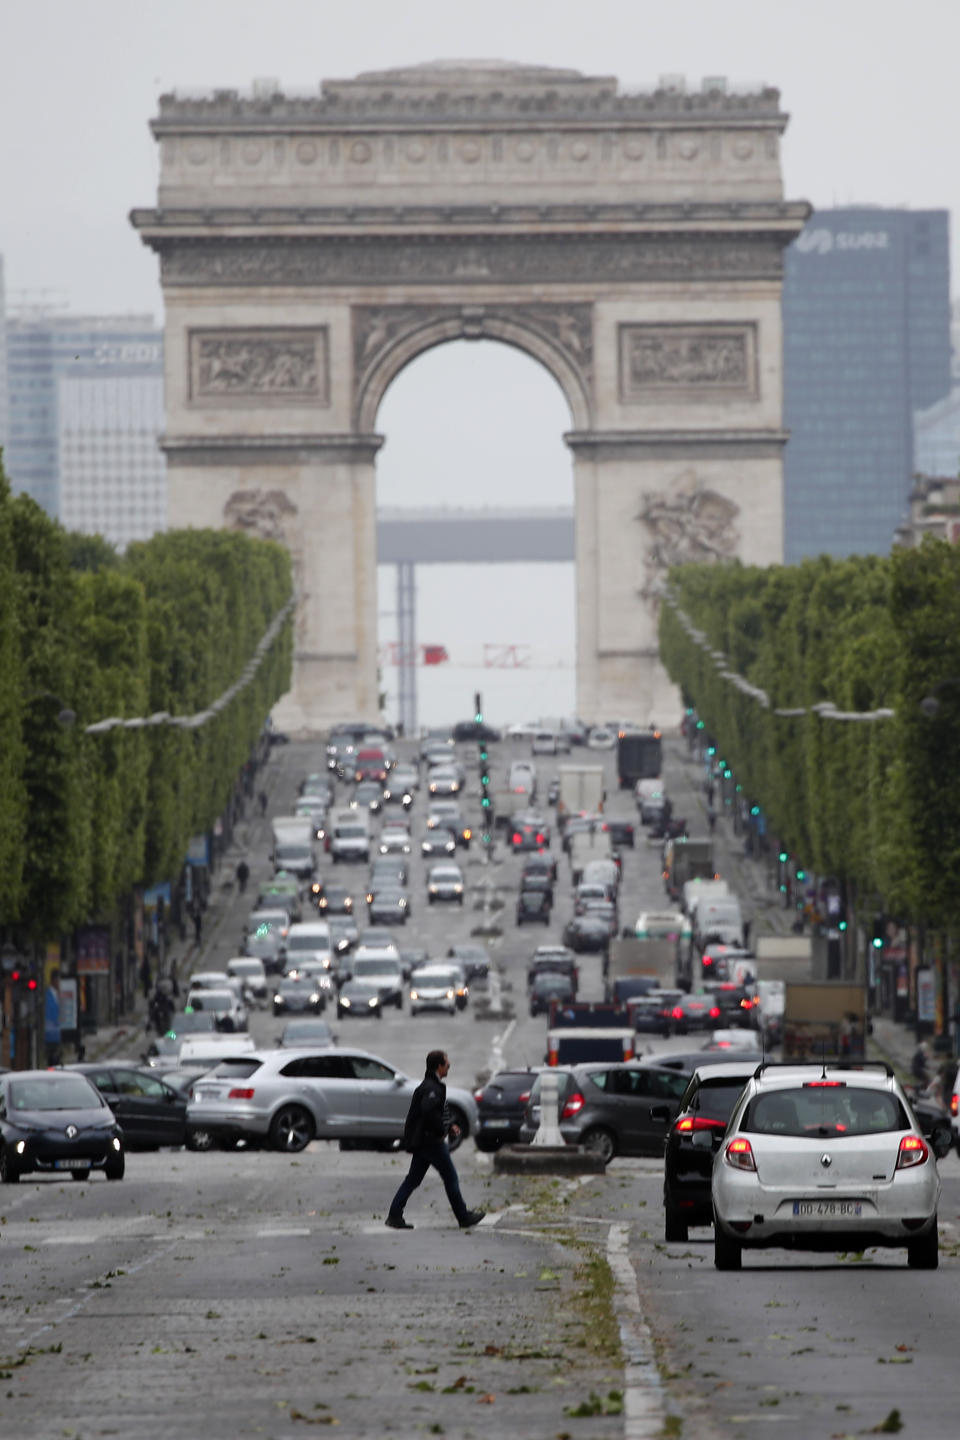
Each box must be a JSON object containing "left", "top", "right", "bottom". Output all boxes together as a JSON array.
[
  {"left": 796, "top": 869, "right": 806, "bottom": 881},
  {"left": 872, "top": 937, "right": 884, "bottom": 949},
  {"left": 838, "top": 921, "right": 848, "bottom": 931},
  {"left": 696, "top": 720, "right": 705, "bottom": 730},
  {"left": 778, "top": 851, "right": 788, "bottom": 863},
  {"left": 480, "top": 796, "right": 491, "bottom": 808},
  {"left": 750, "top": 806, "right": 760, "bottom": 816}
]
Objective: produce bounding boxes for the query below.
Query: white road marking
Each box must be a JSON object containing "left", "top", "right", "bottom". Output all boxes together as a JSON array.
[
  {"left": 489, "top": 1016, "right": 516, "bottom": 1077},
  {"left": 256, "top": 1226, "right": 312, "bottom": 1237},
  {"left": 607, "top": 1222, "right": 666, "bottom": 1440}
]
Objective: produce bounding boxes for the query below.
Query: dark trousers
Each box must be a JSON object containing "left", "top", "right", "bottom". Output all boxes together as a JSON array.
[{"left": 389, "top": 1140, "right": 468, "bottom": 1223}]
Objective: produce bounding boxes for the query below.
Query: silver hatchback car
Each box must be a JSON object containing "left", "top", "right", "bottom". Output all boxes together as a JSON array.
[{"left": 186, "top": 1046, "right": 478, "bottom": 1154}]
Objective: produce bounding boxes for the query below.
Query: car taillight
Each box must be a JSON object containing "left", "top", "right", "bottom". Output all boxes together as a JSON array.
[
  {"left": 473, "top": 1089, "right": 484, "bottom": 1102},
  {"left": 228, "top": 1088, "right": 255, "bottom": 1100},
  {"left": 675, "top": 1115, "right": 725, "bottom": 1133},
  {"left": 709, "top": 1006, "right": 721, "bottom": 1019},
  {"left": 561, "top": 1092, "right": 585, "bottom": 1119},
  {"left": 701, "top": 956, "right": 713, "bottom": 967},
  {"left": 672, "top": 1006, "right": 684, "bottom": 1019},
  {"left": 952, "top": 1094, "right": 959, "bottom": 1117},
  {"left": 518, "top": 1091, "right": 530, "bottom": 1105},
  {"left": 896, "top": 1134, "right": 930, "bottom": 1169},
  {"left": 724, "top": 1137, "right": 756, "bottom": 1171}
]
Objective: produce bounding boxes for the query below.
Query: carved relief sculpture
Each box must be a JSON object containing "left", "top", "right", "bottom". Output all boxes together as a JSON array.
[
  {"left": 223, "top": 488, "right": 308, "bottom": 644},
  {"left": 636, "top": 470, "right": 741, "bottom": 617},
  {"left": 190, "top": 328, "right": 330, "bottom": 405},
  {"left": 619, "top": 324, "right": 756, "bottom": 403}
]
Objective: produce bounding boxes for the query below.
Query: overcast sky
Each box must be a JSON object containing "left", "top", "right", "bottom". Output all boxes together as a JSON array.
[{"left": 3, "top": 0, "right": 958, "bottom": 513}]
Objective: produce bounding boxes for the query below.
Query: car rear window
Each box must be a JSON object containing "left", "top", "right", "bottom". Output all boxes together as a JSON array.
[
  {"left": 694, "top": 1077, "right": 751, "bottom": 1123},
  {"left": 743, "top": 1086, "right": 909, "bottom": 1138},
  {"left": 209, "top": 1060, "right": 262, "bottom": 1079}
]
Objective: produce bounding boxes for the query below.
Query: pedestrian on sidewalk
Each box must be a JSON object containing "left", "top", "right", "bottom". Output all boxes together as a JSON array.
[
  {"left": 139, "top": 955, "right": 151, "bottom": 999},
  {"left": 192, "top": 906, "right": 203, "bottom": 946},
  {"left": 707, "top": 804, "right": 717, "bottom": 835},
  {"left": 385, "top": 1050, "right": 484, "bottom": 1231},
  {"left": 258, "top": 790, "right": 268, "bottom": 816},
  {"left": 236, "top": 858, "right": 250, "bottom": 894}
]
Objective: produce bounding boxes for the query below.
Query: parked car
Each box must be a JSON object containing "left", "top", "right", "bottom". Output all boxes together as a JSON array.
[
  {"left": 186, "top": 1047, "right": 478, "bottom": 1153},
  {"left": 518, "top": 1062, "right": 688, "bottom": 1163},
  {"left": 712, "top": 1061, "right": 940, "bottom": 1270},
  {"left": 473, "top": 1069, "right": 539, "bottom": 1151},
  {"left": 68, "top": 1063, "right": 189, "bottom": 1150},
  {"left": 0, "top": 1070, "right": 125, "bottom": 1183}
]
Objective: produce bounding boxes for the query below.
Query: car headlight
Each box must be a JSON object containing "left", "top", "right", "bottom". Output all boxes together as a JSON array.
[
  {"left": 454, "top": 884, "right": 463, "bottom": 893},
  {"left": 383, "top": 790, "right": 392, "bottom": 800},
  {"left": 366, "top": 893, "right": 374, "bottom": 904},
  {"left": 429, "top": 783, "right": 437, "bottom": 792},
  {"left": 429, "top": 885, "right": 438, "bottom": 894},
  {"left": 368, "top": 997, "right": 379, "bottom": 1007},
  {"left": 399, "top": 898, "right": 407, "bottom": 908},
  {"left": 446, "top": 989, "right": 455, "bottom": 1000},
  {"left": 340, "top": 997, "right": 352, "bottom": 1008},
  {"left": 410, "top": 989, "right": 419, "bottom": 1000},
  {"left": 112, "top": 1137, "right": 122, "bottom": 1152},
  {"left": 15, "top": 1140, "right": 26, "bottom": 1155},
  {"left": 309, "top": 992, "right": 320, "bottom": 1003}
]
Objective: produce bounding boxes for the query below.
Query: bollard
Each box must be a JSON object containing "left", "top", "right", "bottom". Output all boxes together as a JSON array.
[
  {"left": 532, "top": 1068, "right": 564, "bottom": 1147},
  {"left": 486, "top": 968, "right": 503, "bottom": 1015}
]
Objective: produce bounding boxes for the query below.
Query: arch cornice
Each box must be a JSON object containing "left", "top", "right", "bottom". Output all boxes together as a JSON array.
[{"left": 353, "top": 302, "right": 593, "bottom": 432}]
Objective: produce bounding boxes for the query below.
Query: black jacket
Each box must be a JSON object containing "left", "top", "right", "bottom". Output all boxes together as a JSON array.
[{"left": 403, "top": 1071, "right": 449, "bottom": 1152}]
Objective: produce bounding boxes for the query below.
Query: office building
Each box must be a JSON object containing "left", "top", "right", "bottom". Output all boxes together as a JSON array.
[
  {"left": 5, "top": 311, "right": 165, "bottom": 547},
  {"left": 783, "top": 208, "right": 952, "bottom": 561},
  {"left": 0, "top": 257, "right": 8, "bottom": 453}
]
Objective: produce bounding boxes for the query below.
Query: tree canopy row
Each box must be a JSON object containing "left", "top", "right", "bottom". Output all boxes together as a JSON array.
[
  {"left": 658, "top": 542, "right": 960, "bottom": 931},
  {"left": 0, "top": 465, "right": 293, "bottom": 940}
]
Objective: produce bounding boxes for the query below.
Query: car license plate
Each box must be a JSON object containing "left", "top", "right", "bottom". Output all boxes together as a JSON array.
[
  {"left": 194, "top": 1087, "right": 218, "bottom": 1101},
  {"left": 484, "top": 1119, "right": 511, "bottom": 1130},
  {"left": 792, "top": 1200, "right": 862, "bottom": 1218},
  {"left": 55, "top": 1158, "right": 91, "bottom": 1170}
]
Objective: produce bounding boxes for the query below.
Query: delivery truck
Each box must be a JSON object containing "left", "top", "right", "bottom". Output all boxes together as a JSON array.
[
  {"left": 546, "top": 1002, "right": 636, "bottom": 1065},
  {"left": 781, "top": 981, "right": 867, "bottom": 1061},
  {"left": 604, "top": 937, "right": 676, "bottom": 1003},
  {"left": 616, "top": 730, "right": 662, "bottom": 789},
  {"left": 556, "top": 764, "right": 605, "bottom": 824},
  {"left": 664, "top": 837, "right": 716, "bottom": 904}
]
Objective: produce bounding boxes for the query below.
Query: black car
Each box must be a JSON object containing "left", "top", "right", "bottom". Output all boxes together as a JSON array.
[
  {"left": 521, "top": 852, "right": 558, "bottom": 885},
  {"left": 529, "top": 971, "right": 576, "bottom": 1016},
  {"left": 662, "top": 1060, "right": 759, "bottom": 1241},
  {"left": 604, "top": 818, "right": 635, "bottom": 849},
  {"left": 562, "top": 914, "right": 611, "bottom": 953},
  {"left": 0, "top": 1070, "right": 125, "bottom": 1183},
  {"left": 547, "top": 778, "right": 560, "bottom": 807},
  {"left": 520, "top": 870, "right": 554, "bottom": 903},
  {"left": 473, "top": 1069, "right": 537, "bottom": 1152},
  {"left": 517, "top": 889, "right": 551, "bottom": 925},
  {"left": 446, "top": 943, "right": 490, "bottom": 983},
  {"left": 69, "top": 1063, "right": 189, "bottom": 1149},
  {"left": 527, "top": 948, "right": 579, "bottom": 993},
  {"left": 272, "top": 975, "right": 326, "bottom": 1015},
  {"left": 316, "top": 884, "right": 355, "bottom": 916}
]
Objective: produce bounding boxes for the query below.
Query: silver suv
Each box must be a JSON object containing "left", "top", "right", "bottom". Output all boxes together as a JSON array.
[{"left": 186, "top": 1046, "right": 478, "bottom": 1154}]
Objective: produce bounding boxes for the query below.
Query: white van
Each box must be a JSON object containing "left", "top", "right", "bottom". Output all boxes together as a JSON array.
[
  {"left": 281, "top": 920, "right": 333, "bottom": 974},
  {"left": 330, "top": 809, "right": 370, "bottom": 863}
]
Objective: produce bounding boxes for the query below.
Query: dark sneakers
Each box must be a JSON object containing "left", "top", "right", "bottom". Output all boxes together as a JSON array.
[
  {"left": 385, "top": 1213, "right": 414, "bottom": 1230},
  {"left": 459, "top": 1209, "right": 485, "bottom": 1229}
]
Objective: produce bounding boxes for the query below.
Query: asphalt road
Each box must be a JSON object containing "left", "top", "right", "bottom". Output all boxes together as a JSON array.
[{"left": 2, "top": 732, "right": 958, "bottom": 1440}]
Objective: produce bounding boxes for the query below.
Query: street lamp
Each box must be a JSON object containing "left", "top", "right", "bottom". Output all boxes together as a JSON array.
[{"left": 919, "top": 677, "right": 960, "bottom": 718}]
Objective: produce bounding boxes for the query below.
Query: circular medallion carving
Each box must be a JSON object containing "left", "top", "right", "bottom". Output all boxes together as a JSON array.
[
  {"left": 622, "top": 139, "right": 645, "bottom": 161},
  {"left": 571, "top": 141, "right": 590, "bottom": 162},
  {"left": 459, "top": 140, "right": 481, "bottom": 163},
  {"left": 242, "top": 142, "right": 263, "bottom": 165},
  {"left": 515, "top": 140, "right": 536, "bottom": 162},
  {"left": 187, "top": 142, "right": 211, "bottom": 166},
  {"left": 405, "top": 140, "right": 426, "bottom": 163},
  {"left": 678, "top": 140, "right": 700, "bottom": 160},
  {"left": 733, "top": 139, "right": 755, "bottom": 160},
  {"left": 296, "top": 141, "right": 317, "bottom": 164},
  {"left": 350, "top": 140, "right": 372, "bottom": 163}
]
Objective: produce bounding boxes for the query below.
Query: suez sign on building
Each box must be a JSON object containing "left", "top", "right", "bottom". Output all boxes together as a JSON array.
[{"left": 794, "top": 228, "right": 892, "bottom": 256}]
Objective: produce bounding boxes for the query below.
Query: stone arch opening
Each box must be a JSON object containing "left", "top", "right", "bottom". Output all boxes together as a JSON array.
[{"left": 373, "top": 337, "right": 576, "bottom": 729}]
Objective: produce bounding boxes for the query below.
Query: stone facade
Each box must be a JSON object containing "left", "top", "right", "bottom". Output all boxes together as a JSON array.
[{"left": 132, "top": 61, "right": 808, "bottom": 731}]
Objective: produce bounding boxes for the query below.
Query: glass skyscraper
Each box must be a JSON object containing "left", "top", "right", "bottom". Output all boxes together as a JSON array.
[
  {"left": 4, "top": 311, "right": 165, "bottom": 547},
  {"left": 783, "top": 207, "right": 952, "bottom": 562}
]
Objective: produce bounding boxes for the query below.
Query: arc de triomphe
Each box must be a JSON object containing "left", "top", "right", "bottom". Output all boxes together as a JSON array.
[{"left": 131, "top": 61, "right": 808, "bottom": 732}]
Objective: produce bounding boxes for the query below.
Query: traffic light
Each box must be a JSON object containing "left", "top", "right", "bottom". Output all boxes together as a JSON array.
[
  {"left": 474, "top": 691, "right": 483, "bottom": 724},
  {"left": 872, "top": 915, "right": 886, "bottom": 950},
  {"left": 778, "top": 851, "right": 788, "bottom": 864}
]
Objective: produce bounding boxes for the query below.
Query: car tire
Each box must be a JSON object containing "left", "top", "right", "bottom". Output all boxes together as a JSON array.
[
  {"left": 907, "top": 1219, "right": 939, "bottom": 1270},
  {"left": 663, "top": 1192, "right": 688, "bottom": 1243},
  {"left": 105, "top": 1151, "right": 125, "bottom": 1181},
  {"left": 186, "top": 1127, "right": 215, "bottom": 1152},
  {"left": 474, "top": 1136, "right": 502, "bottom": 1154},
  {"left": 581, "top": 1127, "right": 617, "bottom": 1165},
  {"left": 269, "top": 1104, "right": 314, "bottom": 1153},
  {"left": 447, "top": 1104, "right": 468, "bottom": 1152},
  {"left": 0, "top": 1145, "right": 20, "bottom": 1184},
  {"left": 713, "top": 1219, "right": 742, "bottom": 1271},
  {"left": 70, "top": 1169, "right": 92, "bottom": 1182}
]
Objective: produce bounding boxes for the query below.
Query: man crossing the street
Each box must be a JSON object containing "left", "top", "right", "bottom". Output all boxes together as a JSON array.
[{"left": 385, "top": 1050, "right": 484, "bottom": 1231}]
